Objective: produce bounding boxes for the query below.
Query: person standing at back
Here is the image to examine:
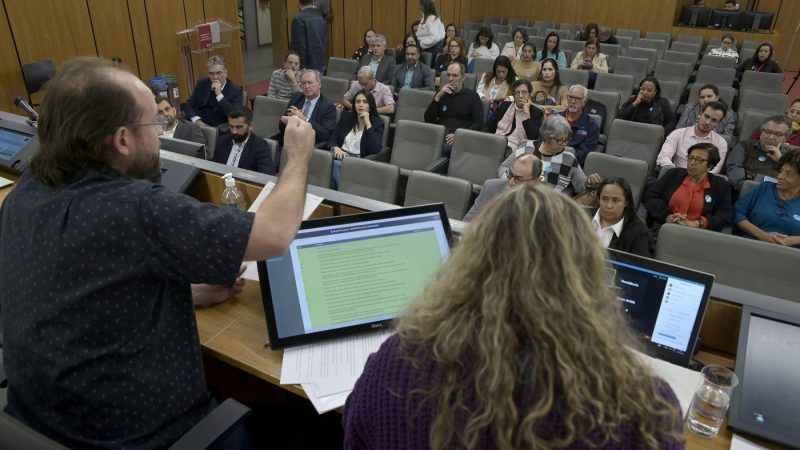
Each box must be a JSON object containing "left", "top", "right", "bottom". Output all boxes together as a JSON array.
[
  {"left": 290, "top": 0, "right": 328, "bottom": 73},
  {"left": 415, "top": 0, "right": 445, "bottom": 60}
]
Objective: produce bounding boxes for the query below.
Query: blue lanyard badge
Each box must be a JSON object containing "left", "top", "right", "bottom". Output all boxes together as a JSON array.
[
  {"left": 705, "top": 194, "right": 712, "bottom": 203},
  {"left": 758, "top": 154, "right": 767, "bottom": 162}
]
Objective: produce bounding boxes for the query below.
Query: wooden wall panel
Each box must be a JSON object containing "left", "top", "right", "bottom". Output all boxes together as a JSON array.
[
  {"left": 5, "top": 0, "right": 97, "bottom": 65},
  {"left": 343, "top": 0, "right": 372, "bottom": 60},
  {"left": 0, "top": 3, "right": 26, "bottom": 114},
  {"left": 329, "top": 0, "right": 345, "bottom": 60},
  {"left": 374, "top": 0, "right": 406, "bottom": 52},
  {"left": 127, "top": 0, "right": 156, "bottom": 80},
  {"left": 775, "top": 0, "right": 800, "bottom": 70},
  {"left": 203, "top": 0, "right": 245, "bottom": 86},
  {"left": 143, "top": 0, "right": 190, "bottom": 101},
  {"left": 88, "top": 0, "right": 140, "bottom": 77}
]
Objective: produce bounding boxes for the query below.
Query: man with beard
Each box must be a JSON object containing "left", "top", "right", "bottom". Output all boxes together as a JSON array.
[
  {"left": 0, "top": 57, "right": 314, "bottom": 448},
  {"left": 657, "top": 100, "right": 729, "bottom": 174},
  {"left": 155, "top": 95, "right": 206, "bottom": 144},
  {"left": 211, "top": 107, "right": 274, "bottom": 174}
]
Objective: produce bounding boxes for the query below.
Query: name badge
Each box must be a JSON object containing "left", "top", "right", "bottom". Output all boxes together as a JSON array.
[
  {"left": 442, "top": 105, "right": 448, "bottom": 112},
  {"left": 577, "top": 130, "right": 587, "bottom": 137},
  {"left": 758, "top": 154, "right": 767, "bottom": 162},
  {"left": 794, "top": 214, "right": 800, "bottom": 221},
  {"left": 705, "top": 194, "right": 712, "bottom": 203}
]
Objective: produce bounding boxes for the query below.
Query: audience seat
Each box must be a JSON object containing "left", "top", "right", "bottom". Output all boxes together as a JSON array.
[
  {"left": 645, "top": 31, "right": 671, "bottom": 48},
  {"left": 740, "top": 180, "right": 759, "bottom": 197},
  {"left": 675, "top": 34, "right": 703, "bottom": 45},
  {"left": 495, "top": 33, "right": 511, "bottom": 49},
  {"left": 699, "top": 55, "right": 737, "bottom": 70},
  {"left": 694, "top": 66, "right": 736, "bottom": 87},
  {"left": 20, "top": 59, "right": 55, "bottom": 106},
  {"left": 251, "top": 96, "right": 289, "bottom": 140},
  {"left": 326, "top": 57, "right": 358, "bottom": 80},
  {"left": 602, "top": 44, "right": 622, "bottom": 72},
  {"left": 670, "top": 41, "right": 702, "bottom": 55},
  {"left": 389, "top": 120, "right": 446, "bottom": 177},
  {"left": 199, "top": 125, "right": 218, "bottom": 158},
  {"left": 464, "top": 73, "right": 478, "bottom": 91},
  {"left": 482, "top": 16, "right": 504, "bottom": 26},
  {"left": 507, "top": 18, "right": 529, "bottom": 28},
  {"left": 595, "top": 73, "right": 634, "bottom": 106},
  {"left": 626, "top": 46, "right": 658, "bottom": 73},
  {"left": 307, "top": 149, "right": 334, "bottom": 188},
  {"left": 737, "top": 91, "right": 789, "bottom": 116},
  {"left": 490, "top": 23, "right": 510, "bottom": 36},
  {"left": 586, "top": 89, "right": 621, "bottom": 136},
  {"left": 320, "top": 76, "right": 349, "bottom": 104},
  {"left": 740, "top": 41, "right": 760, "bottom": 59},
  {"left": 735, "top": 110, "right": 770, "bottom": 143},
  {"left": 533, "top": 20, "right": 555, "bottom": 34},
  {"left": 659, "top": 80, "right": 684, "bottom": 113},
  {"left": 740, "top": 71, "right": 784, "bottom": 94},
  {"left": 393, "top": 89, "right": 435, "bottom": 125},
  {"left": 559, "top": 39, "right": 585, "bottom": 56},
  {"left": 435, "top": 129, "right": 507, "bottom": 193},
  {"left": 523, "top": 27, "right": 540, "bottom": 41},
  {"left": 655, "top": 224, "right": 800, "bottom": 302},
  {"left": 583, "top": 152, "right": 649, "bottom": 207},
  {"left": 471, "top": 58, "right": 494, "bottom": 78},
  {"left": 615, "top": 35, "right": 633, "bottom": 56},
  {"left": 654, "top": 60, "right": 692, "bottom": 88},
  {"left": 528, "top": 35, "right": 545, "bottom": 51},
  {"left": 559, "top": 23, "right": 584, "bottom": 40},
  {"left": 605, "top": 119, "right": 665, "bottom": 174},
  {"left": 616, "top": 29, "right": 640, "bottom": 46},
  {"left": 637, "top": 38, "right": 667, "bottom": 60},
  {"left": 420, "top": 52, "right": 433, "bottom": 67},
  {"left": 338, "top": 157, "right": 400, "bottom": 204},
  {"left": 613, "top": 56, "right": 649, "bottom": 87},
  {"left": 662, "top": 50, "right": 699, "bottom": 68},
  {"left": 559, "top": 68, "right": 590, "bottom": 88},
  {"left": 544, "top": 28, "right": 571, "bottom": 41},
  {"left": 404, "top": 170, "right": 473, "bottom": 221}
]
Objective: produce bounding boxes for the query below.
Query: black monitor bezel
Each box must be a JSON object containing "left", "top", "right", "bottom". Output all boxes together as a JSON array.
[
  {"left": 709, "top": 9, "right": 743, "bottom": 30},
  {"left": 741, "top": 11, "right": 775, "bottom": 31},
  {"left": 159, "top": 136, "right": 207, "bottom": 160},
  {"left": 679, "top": 5, "right": 712, "bottom": 27}
]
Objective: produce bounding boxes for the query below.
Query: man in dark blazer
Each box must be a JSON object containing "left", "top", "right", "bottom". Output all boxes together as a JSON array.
[
  {"left": 358, "top": 34, "right": 394, "bottom": 84},
  {"left": 211, "top": 108, "right": 274, "bottom": 175},
  {"left": 277, "top": 70, "right": 337, "bottom": 148},
  {"left": 156, "top": 95, "right": 206, "bottom": 145},
  {"left": 391, "top": 44, "right": 435, "bottom": 94},
  {"left": 183, "top": 56, "right": 244, "bottom": 128},
  {"left": 463, "top": 154, "right": 541, "bottom": 221}
]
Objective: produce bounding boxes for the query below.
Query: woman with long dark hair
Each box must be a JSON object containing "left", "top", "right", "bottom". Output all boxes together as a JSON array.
[
  {"left": 536, "top": 32, "right": 567, "bottom": 68},
  {"left": 593, "top": 177, "right": 651, "bottom": 257},
  {"left": 477, "top": 56, "right": 516, "bottom": 102},
  {"left": 415, "top": 0, "right": 445, "bottom": 59},
  {"left": 467, "top": 26, "right": 500, "bottom": 63},
  {"left": 326, "top": 89, "right": 384, "bottom": 189}
]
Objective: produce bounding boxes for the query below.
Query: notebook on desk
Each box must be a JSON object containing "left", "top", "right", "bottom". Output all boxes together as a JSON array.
[
  {"left": 257, "top": 204, "right": 453, "bottom": 349},
  {"left": 606, "top": 249, "right": 714, "bottom": 367}
]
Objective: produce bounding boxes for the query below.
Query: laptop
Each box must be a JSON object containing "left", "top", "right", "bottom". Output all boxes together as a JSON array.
[
  {"left": 158, "top": 158, "right": 200, "bottom": 194},
  {"left": 257, "top": 204, "right": 453, "bottom": 349},
  {"left": 728, "top": 306, "right": 800, "bottom": 448},
  {"left": 606, "top": 249, "right": 714, "bottom": 367}
]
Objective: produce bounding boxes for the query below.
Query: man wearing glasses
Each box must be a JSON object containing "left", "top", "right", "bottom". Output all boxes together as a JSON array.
[
  {"left": 463, "top": 154, "right": 542, "bottom": 221},
  {"left": 726, "top": 115, "right": 792, "bottom": 192},
  {"left": 560, "top": 85, "right": 600, "bottom": 166},
  {"left": 485, "top": 79, "right": 543, "bottom": 153},
  {"left": 183, "top": 55, "right": 244, "bottom": 128},
  {"left": 657, "top": 100, "right": 728, "bottom": 174}
]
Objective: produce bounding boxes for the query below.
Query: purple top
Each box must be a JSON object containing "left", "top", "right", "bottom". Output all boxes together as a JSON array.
[{"left": 343, "top": 335, "right": 685, "bottom": 450}]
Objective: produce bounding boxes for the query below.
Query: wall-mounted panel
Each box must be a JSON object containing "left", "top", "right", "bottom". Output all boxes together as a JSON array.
[
  {"left": 343, "top": 0, "right": 372, "bottom": 62},
  {"left": 374, "top": 0, "right": 406, "bottom": 53},
  {"left": 128, "top": 0, "right": 156, "bottom": 80},
  {"left": 88, "top": 0, "right": 140, "bottom": 77}
]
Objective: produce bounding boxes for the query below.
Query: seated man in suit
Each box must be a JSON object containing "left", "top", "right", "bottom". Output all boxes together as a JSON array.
[
  {"left": 424, "top": 61, "right": 484, "bottom": 157},
  {"left": 342, "top": 66, "right": 395, "bottom": 115},
  {"left": 358, "top": 34, "right": 394, "bottom": 84},
  {"left": 391, "top": 44, "right": 435, "bottom": 95},
  {"left": 183, "top": 55, "right": 244, "bottom": 128},
  {"left": 463, "top": 154, "right": 542, "bottom": 221},
  {"left": 211, "top": 107, "right": 274, "bottom": 174},
  {"left": 155, "top": 95, "right": 206, "bottom": 145}
]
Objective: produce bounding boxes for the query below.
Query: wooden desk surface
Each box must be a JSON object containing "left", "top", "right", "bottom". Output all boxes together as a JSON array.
[{"left": 195, "top": 280, "right": 788, "bottom": 450}]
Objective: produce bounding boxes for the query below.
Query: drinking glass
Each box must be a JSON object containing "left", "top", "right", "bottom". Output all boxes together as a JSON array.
[{"left": 686, "top": 365, "right": 739, "bottom": 437}]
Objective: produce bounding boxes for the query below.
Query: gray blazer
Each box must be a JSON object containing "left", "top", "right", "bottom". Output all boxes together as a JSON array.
[
  {"left": 391, "top": 62, "right": 436, "bottom": 93},
  {"left": 463, "top": 178, "right": 508, "bottom": 222},
  {"left": 358, "top": 54, "right": 395, "bottom": 84},
  {"left": 173, "top": 119, "right": 207, "bottom": 145}
]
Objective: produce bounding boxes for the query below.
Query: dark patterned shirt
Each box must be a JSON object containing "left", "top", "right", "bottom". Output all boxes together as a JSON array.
[{"left": 0, "top": 169, "right": 253, "bottom": 448}]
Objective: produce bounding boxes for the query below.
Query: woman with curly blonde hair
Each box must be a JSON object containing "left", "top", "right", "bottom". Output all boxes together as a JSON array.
[{"left": 343, "top": 185, "right": 685, "bottom": 450}]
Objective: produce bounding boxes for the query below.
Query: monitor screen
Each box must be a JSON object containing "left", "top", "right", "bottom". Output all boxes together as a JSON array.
[
  {"left": 679, "top": 6, "right": 712, "bottom": 27},
  {"left": 258, "top": 204, "right": 452, "bottom": 348},
  {"left": 159, "top": 136, "right": 206, "bottom": 160},
  {"left": 742, "top": 11, "right": 774, "bottom": 31},
  {"left": 606, "top": 249, "right": 714, "bottom": 367},
  {"left": 710, "top": 9, "right": 743, "bottom": 30},
  {"left": 728, "top": 308, "right": 800, "bottom": 447},
  {"left": 0, "top": 126, "right": 33, "bottom": 161}
]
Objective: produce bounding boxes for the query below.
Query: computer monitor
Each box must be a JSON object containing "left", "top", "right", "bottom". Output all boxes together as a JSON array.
[
  {"left": 606, "top": 249, "right": 714, "bottom": 367},
  {"left": 679, "top": 6, "right": 712, "bottom": 27},
  {"left": 742, "top": 11, "right": 775, "bottom": 31},
  {"left": 159, "top": 136, "right": 207, "bottom": 160},
  {"left": 728, "top": 306, "right": 800, "bottom": 447},
  {"left": 257, "top": 204, "right": 453, "bottom": 349},
  {"left": 710, "top": 9, "right": 743, "bottom": 30}
]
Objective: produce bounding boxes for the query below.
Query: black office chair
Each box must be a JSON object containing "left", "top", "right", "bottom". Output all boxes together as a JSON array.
[{"left": 20, "top": 60, "right": 56, "bottom": 106}]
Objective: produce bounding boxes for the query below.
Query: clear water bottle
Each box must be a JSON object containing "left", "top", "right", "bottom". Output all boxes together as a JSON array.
[{"left": 220, "top": 173, "right": 246, "bottom": 210}]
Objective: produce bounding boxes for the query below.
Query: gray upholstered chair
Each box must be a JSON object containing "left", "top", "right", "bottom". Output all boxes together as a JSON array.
[
  {"left": 584, "top": 152, "right": 649, "bottom": 207},
  {"left": 403, "top": 170, "right": 473, "bottom": 220},
  {"left": 251, "top": 96, "right": 289, "bottom": 140},
  {"left": 389, "top": 120, "right": 446, "bottom": 177},
  {"left": 605, "top": 119, "right": 665, "bottom": 174},
  {"left": 338, "top": 157, "right": 400, "bottom": 204}
]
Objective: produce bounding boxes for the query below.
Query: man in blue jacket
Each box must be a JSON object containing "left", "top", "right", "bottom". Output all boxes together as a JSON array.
[
  {"left": 290, "top": 0, "right": 328, "bottom": 73},
  {"left": 562, "top": 84, "right": 600, "bottom": 167},
  {"left": 183, "top": 56, "right": 244, "bottom": 128}
]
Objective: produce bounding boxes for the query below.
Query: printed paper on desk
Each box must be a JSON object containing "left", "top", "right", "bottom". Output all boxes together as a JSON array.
[
  {"left": 241, "top": 181, "right": 324, "bottom": 281},
  {"left": 730, "top": 434, "right": 770, "bottom": 450},
  {"left": 303, "top": 383, "right": 352, "bottom": 414},
  {"left": 634, "top": 350, "right": 702, "bottom": 418}
]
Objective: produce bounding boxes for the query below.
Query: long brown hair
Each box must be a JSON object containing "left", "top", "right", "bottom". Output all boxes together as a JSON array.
[{"left": 397, "top": 185, "right": 683, "bottom": 450}]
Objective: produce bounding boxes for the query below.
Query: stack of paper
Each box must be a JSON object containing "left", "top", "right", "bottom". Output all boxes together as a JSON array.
[{"left": 280, "top": 330, "right": 394, "bottom": 413}]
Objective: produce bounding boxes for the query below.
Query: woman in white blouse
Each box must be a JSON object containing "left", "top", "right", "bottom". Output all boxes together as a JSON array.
[
  {"left": 570, "top": 38, "right": 608, "bottom": 88},
  {"left": 477, "top": 56, "right": 516, "bottom": 102},
  {"left": 467, "top": 27, "right": 500, "bottom": 64},
  {"left": 501, "top": 28, "right": 528, "bottom": 62},
  {"left": 707, "top": 33, "right": 739, "bottom": 63}
]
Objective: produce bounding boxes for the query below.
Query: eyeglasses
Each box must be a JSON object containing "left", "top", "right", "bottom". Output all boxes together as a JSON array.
[
  {"left": 507, "top": 170, "right": 534, "bottom": 183},
  {"left": 554, "top": 136, "right": 570, "bottom": 145},
  {"left": 687, "top": 155, "right": 709, "bottom": 164},
  {"left": 761, "top": 129, "right": 787, "bottom": 137},
  {"left": 513, "top": 90, "right": 530, "bottom": 96},
  {"left": 567, "top": 95, "right": 584, "bottom": 102},
  {"left": 128, "top": 115, "right": 168, "bottom": 132}
]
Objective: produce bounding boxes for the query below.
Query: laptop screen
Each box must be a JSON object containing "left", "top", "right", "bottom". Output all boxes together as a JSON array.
[
  {"left": 729, "top": 307, "right": 800, "bottom": 447},
  {"left": 258, "top": 204, "right": 452, "bottom": 349},
  {"left": 0, "top": 126, "right": 33, "bottom": 161},
  {"left": 606, "top": 249, "right": 714, "bottom": 367}
]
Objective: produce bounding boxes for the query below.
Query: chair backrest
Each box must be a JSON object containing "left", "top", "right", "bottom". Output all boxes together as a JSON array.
[
  {"left": 676, "top": 34, "right": 703, "bottom": 45},
  {"left": 670, "top": 41, "right": 702, "bottom": 54},
  {"left": 394, "top": 88, "right": 435, "bottom": 123},
  {"left": 326, "top": 57, "right": 358, "bottom": 80},
  {"left": 636, "top": 38, "right": 667, "bottom": 59},
  {"left": 616, "top": 35, "right": 632, "bottom": 55},
  {"left": 740, "top": 71, "right": 785, "bottom": 94},
  {"left": 559, "top": 68, "right": 590, "bottom": 88},
  {"left": 699, "top": 54, "right": 737, "bottom": 70},
  {"left": 740, "top": 40, "right": 760, "bottom": 59},
  {"left": 601, "top": 44, "right": 622, "bottom": 71},
  {"left": 448, "top": 129, "right": 507, "bottom": 187},
  {"left": 662, "top": 49, "right": 699, "bottom": 67},
  {"left": 251, "top": 96, "right": 289, "bottom": 139},
  {"left": 562, "top": 50, "right": 573, "bottom": 66},
  {"left": 307, "top": 149, "right": 333, "bottom": 188},
  {"left": 559, "top": 39, "right": 585, "bottom": 55},
  {"left": 471, "top": 58, "right": 494, "bottom": 78},
  {"left": 686, "top": 83, "right": 737, "bottom": 108},
  {"left": 583, "top": 152, "right": 650, "bottom": 207},
  {"left": 528, "top": 35, "right": 545, "bottom": 51},
  {"left": 544, "top": 28, "right": 570, "bottom": 41},
  {"left": 507, "top": 18, "right": 529, "bottom": 28},
  {"left": 338, "top": 157, "right": 399, "bottom": 204},
  {"left": 467, "top": 29, "right": 479, "bottom": 45},
  {"left": 625, "top": 46, "right": 657, "bottom": 73},
  {"left": 616, "top": 28, "right": 640, "bottom": 46},
  {"left": 378, "top": 115, "right": 390, "bottom": 148},
  {"left": 654, "top": 60, "right": 692, "bottom": 87},
  {"left": 483, "top": 15, "right": 504, "bottom": 26},
  {"left": 645, "top": 31, "right": 671, "bottom": 47},
  {"left": 533, "top": 20, "right": 555, "bottom": 33},
  {"left": 594, "top": 73, "right": 634, "bottom": 107},
  {"left": 706, "top": 36, "right": 724, "bottom": 48},
  {"left": 489, "top": 23, "right": 510, "bottom": 36},
  {"left": 389, "top": 120, "right": 446, "bottom": 170},
  {"left": 461, "top": 73, "right": 476, "bottom": 91},
  {"left": 559, "top": 23, "right": 583, "bottom": 40},
  {"left": 735, "top": 110, "right": 770, "bottom": 142},
  {"left": 655, "top": 223, "right": 800, "bottom": 302},
  {"left": 199, "top": 125, "right": 218, "bottom": 158},
  {"left": 403, "top": 170, "right": 473, "bottom": 220},
  {"left": 587, "top": 89, "right": 620, "bottom": 135},
  {"left": 605, "top": 119, "right": 665, "bottom": 173},
  {"left": 695, "top": 66, "right": 736, "bottom": 87},
  {"left": 523, "top": 27, "right": 540, "bottom": 40},
  {"left": 420, "top": 51, "right": 433, "bottom": 67},
  {"left": 613, "top": 56, "right": 649, "bottom": 87},
  {"left": 740, "top": 180, "right": 760, "bottom": 197},
  {"left": 659, "top": 80, "right": 684, "bottom": 113},
  {"left": 320, "top": 76, "right": 349, "bottom": 104},
  {"left": 21, "top": 60, "right": 56, "bottom": 96},
  {"left": 737, "top": 90, "right": 788, "bottom": 116},
  {"left": 495, "top": 33, "right": 511, "bottom": 49}
]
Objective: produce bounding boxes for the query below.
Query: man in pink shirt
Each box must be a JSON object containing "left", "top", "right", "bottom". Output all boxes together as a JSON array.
[
  {"left": 342, "top": 66, "right": 395, "bottom": 115},
  {"left": 656, "top": 101, "right": 728, "bottom": 174}
]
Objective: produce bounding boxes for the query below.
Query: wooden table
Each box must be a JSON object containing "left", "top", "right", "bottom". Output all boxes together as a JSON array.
[{"left": 195, "top": 280, "right": 787, "bottom": 450}]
